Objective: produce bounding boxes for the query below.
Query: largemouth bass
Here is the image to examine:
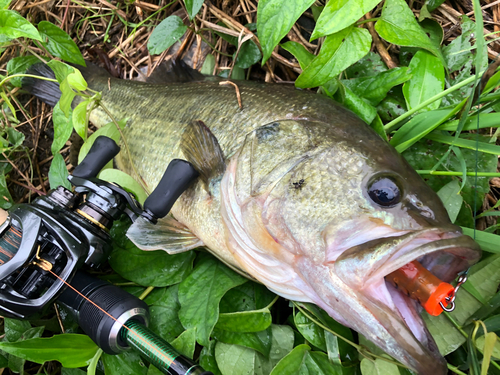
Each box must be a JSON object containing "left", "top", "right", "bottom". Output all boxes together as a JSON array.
[{"left": 24, "top": 62, "right": 481, "bottom": 374}]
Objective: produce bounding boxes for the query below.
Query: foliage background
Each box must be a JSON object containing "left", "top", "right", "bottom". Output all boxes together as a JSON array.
[{"left": 0, "top": 0, "right": 499, "bottom": 374}]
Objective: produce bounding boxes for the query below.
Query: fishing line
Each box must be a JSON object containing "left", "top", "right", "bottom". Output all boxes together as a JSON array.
[{"left": 46, "top": 268, "right": 178, "bottom": 367}]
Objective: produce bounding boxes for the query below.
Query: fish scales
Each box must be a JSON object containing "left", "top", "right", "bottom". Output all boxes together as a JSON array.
[{"left": 23, "top": 63, "right": 482, "bottom": 375}]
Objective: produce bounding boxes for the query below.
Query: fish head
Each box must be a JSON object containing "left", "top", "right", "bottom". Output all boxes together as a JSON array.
[{"left": 221, "top": 119, "right": 481, "bottom": 374}]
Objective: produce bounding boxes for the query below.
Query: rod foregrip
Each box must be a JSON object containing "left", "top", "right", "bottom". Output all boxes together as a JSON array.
[
  {"left": 143, "top": 160, "right": 199, "bottom": 219},
  {"left": 72, "top": 136, "right": 120, "bottom": 179}
]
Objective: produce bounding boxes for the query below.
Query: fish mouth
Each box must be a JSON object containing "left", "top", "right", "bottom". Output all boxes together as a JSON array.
[{"left": 332, "top": 229, "right": 481, "bottom": 374}]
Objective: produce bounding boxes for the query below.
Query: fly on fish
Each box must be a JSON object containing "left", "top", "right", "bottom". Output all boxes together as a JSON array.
[{"left": 23, "top": 61, "right": 482, "bottom": 375}]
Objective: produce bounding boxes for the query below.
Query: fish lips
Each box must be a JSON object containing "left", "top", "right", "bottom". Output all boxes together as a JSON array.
[{"left": 332, "top": 230, "right": 481, "bottom": 374}]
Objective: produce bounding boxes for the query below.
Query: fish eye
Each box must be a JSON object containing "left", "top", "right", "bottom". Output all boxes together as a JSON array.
[{"left": 368, "top": 177, "right": 401, "bottom": 207}]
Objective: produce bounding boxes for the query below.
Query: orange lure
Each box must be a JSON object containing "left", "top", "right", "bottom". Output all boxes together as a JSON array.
[{"left": 386, "top": 261, "right": 455, "bottom": 316}]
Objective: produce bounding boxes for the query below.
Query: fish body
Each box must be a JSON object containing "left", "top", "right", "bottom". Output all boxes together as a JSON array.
[{"left": 24, "top": 63, "right": 481, "bottom": 374}]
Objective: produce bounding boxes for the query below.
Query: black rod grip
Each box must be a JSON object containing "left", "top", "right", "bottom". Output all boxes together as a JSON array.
[
  {"left": 72, "top": 136, "right": 120, "bottom": 179},
  {"left": 144, "top": 159, "right": 199, "bottom": 219}
]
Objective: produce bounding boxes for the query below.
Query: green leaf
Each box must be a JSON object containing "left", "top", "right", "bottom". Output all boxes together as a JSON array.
[
  {"left": 269, "top": 344, "right": 310, "bottom": 374},
  {"left": 148, "top": 16, "right": 187, "bottom": 55},
  {"left": 48, "top": 153, "right": 71, "bottom": 190},
  {"left": 0, "top": 163, "right": 13, "bottom": 209},
  {"left": 215, "top": 325, "right": 294, "bottom": 374},
  {"left": 78, "top": 119, "right": 125, "bottom": 164},
  {"left": 360, "top": 358, "right": 400, "bottom": 375},
  {"left": 235, "top": 40, "right": 262, "bottom": 69},
  {"left": 0, "top": 0, "right": 11, "bottom": 9},
  {"left": 184, "top": 0, "right": 204, "bottom": 19},
  {"left": 425, "top": 132, "right": 500, "bottom": 155},
  {"left": 375, "top": 0, "right": 442, "bottom": 59},
  {"left": 37, "top": 21, "right": 85, "bottom": 65},
  {"left": 480, "top": 332, "right": 497, "bottom": 374},
  {"left": 109, "top": 219, "right": 195, "bottom": 287},
  {"left": 280, "top": 41, "right": 314, "bottom": 70},
  {"left": 178, "top": 254, "right": 247, "bottom": 346},
  {"left": 147, "top": 286, "right": 185, "bottom": 343},
  {"left": 462, "top": 228, "right": 500, "bottom": 254},
  {"left": 311, "top": 0, "right": 381, "bottom": 39},
  {"left": 428, "top": 0, "right": 446, "bottom": 11},
  {"left": 98, "top": 169, "right": 148, "bottom": 204},
  {"left": 200, "top": 340, "right": 222, "bottom": 375},
  {"left": 437, "top": 113, "right": 500, "bottom": 131},
  {"left": 436, "top": 180, "right": 463, "bottom": 223},
  {"left": 270, "top": 344, "right": 343, "bottom": 375},
  {"left": 213, "top": 327, "right": 272, "bottom": 357},
  {"left": 219, "top": 282, "right": 275, "bottom": 313},
  {"left": 4, "top": 319, "right": 32, "bottom": 342},
  {"left": 296, "top": 26, "right": 371, "bottom": 88},
  {"left": 0, "top": 10, "right": 42, "bottom": 41},
  {"left": 294, "top": 311, "right": 326, "bottom": 351},
  {"left": 72, "top": 99, "right": 89, "bottom": 140},
  {"left": 102, "top": 351, "right": 147, "bottom": 375},
  {"left": 403, "top": 50, "right": 445, "bottom": 112},
  {"left": 390, "top": 107, "right": 459, "bottom": 152},
  {"left": 334, "top": 82, "right": 377, "bottom": 124},
  {"left": 0, "top": 334, "right": 98, "bottom": 368},
  {"left": 442, "top": 16, "right": 475, "bottom": 73},
  {"left": 171, "top": 328, "right": 196, "bottom": 359},
  {"left": 66, "top": 69, "right": 87, "bottom": 91},
  {"left": 345, "top": 51, "right": 388, "bottom": 78},
  {"left": 342, "top": 67, "right": 411, "bottom": 106},
  {"left": 6, "top": 55, "right": 40, "bottom": 87},
  {"left": 215, "top": 309, "right": 272, "bottom": 333},
  {"left": 51, "top": 102, "right": 74, "bottom": 155},
  {"left": 47, "top": 59, "right": 73, "bottom": 83},
  {"left": 257, "top": 0, "right": 316, "bottom": 64}
]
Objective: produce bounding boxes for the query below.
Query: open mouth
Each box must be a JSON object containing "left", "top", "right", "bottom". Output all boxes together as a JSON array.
[{"left": 332, "top": 230, "right": 481, "bottom": 373}]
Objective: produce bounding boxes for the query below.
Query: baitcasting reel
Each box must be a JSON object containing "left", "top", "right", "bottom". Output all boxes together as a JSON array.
[{"left": 0, "top": 136, "right": 210, "bottom": 375}]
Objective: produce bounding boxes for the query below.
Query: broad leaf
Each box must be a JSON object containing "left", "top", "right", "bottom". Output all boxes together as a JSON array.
[
  {"left": 312, "top": 0, "right": 381, "bottom": 39},
  {"left": 38, "top": 21, "right": 85, "bottom": 65},
  {"left": 98, "top": 169, "right": 147, "bottom": 204},
  {"left": 403, "top": 50, "right": 445, "bottom": 112},
  {"left": 436, "top": 180, "right": 463, "bottom": 223},
  {"left": 375, "top": 0, "right": 442, "bottom": 60},
  {"left": 51, "top": 102, "right": 73, "bottom": 154},
  {"left": 0, "top": 334, "right": 98, "bottom": 368},
  {"left": 334, "top": 82, "right": 377, "bottom": 124},
  {"left": 102, "top": 351, "right": 147, "bottom": 375},
  {"left": 296, "top": 26, "right": 371, "bottom": 88},
  {"left": 342, "top": 67, "right": 411, "bottom": 106},
  {"left": 72, "top": 99, "right": 89, "bottom": 140},
  {"left": 184, "top": 0, "right": 204, "bottom": 20},
  {"left": 0, "top": 10, "right": 41, "bottom": 41},
  {"left": 48, "top": 153, "right": 71, "bottom": 190},
  {"left": 257, "top": 0, "right": 316, "bottom": 64},
  {"left": 171, "top": 328, "right": 197, "bottom": 359},
  {"left": 280, "top": 41, "right": 314, "bottom": 70},
  {"left": 148, "top": 16, "right": 187, "bottom": 55},
  {"left": 178, "top": 254, "right": 247, "bottom": 346},
  {"left": 213, "top": 327, "right": 272, "bottom": 357},
  {"left": 216, "top": 309, "right": 272, "bottom": 333},
  {"left": 6, "top": 55, "right": 40, "bottom": 87}
]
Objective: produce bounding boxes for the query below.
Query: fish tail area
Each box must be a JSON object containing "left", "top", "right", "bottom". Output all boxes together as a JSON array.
[{"left": 22, "top": 64, "right": 60, "bottom": 107}]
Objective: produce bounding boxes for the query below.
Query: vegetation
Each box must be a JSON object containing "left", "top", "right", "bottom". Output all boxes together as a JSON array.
[{"left": 0, "top": 0, "right": 499, "bottom": 374}]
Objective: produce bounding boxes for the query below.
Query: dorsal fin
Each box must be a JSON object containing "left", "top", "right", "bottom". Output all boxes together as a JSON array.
[
  {"left": 146, "top": 59, "right": 207, "bottom": 84},
  {"left": 180, "top": 120, "right": 226, "bottom": 194}
]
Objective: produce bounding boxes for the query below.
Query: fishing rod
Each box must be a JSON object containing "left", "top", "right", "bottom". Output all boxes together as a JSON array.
[{"left": 0, "top": 136, "right": 212, "bottom": 375}]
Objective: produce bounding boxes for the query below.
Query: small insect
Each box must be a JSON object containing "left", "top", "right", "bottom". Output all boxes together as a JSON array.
[{"left": 292, "top": 179, "right": 305, "bottom": 190}]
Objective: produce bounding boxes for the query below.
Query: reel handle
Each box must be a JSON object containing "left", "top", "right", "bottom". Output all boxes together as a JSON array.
[
  {"left": 72, "top": 136, "right": 120, "bottom": 179},
  {"left": 143, "top": 159, "right": 199, "bottom": 220}
]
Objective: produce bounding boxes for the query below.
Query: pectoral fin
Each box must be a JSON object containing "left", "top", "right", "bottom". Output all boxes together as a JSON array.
[
  {"left": 126, "top": 215, "right": 204, "bottom": 254},
  {"left": 181, "top": 120, "right": 226, "bottom": 194}
]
